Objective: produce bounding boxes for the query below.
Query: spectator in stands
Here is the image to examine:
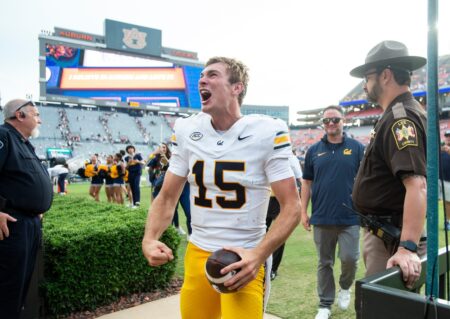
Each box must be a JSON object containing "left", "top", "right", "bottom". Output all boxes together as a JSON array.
[
  {"left": 301, "top": 105, "right": 364, "bottom": 319},
  {"left": 125, "top": 145, "right": 145, "bottom": 208},
  {"left": 350, "top": 40, "right": 427, "bottom": 290},
  {"left": 0, "top": 99, "right": 53, "bottom": 319},
  {"left": 266, "top": 151, "right": 302, "bottom": 280},
  {"left": 440, "top": 131, "right": 450, "bottom": 231}
]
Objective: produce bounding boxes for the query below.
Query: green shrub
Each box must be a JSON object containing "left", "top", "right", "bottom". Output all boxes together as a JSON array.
[{"left": 42, "top": 196, "right": 180, "bottom": 316}]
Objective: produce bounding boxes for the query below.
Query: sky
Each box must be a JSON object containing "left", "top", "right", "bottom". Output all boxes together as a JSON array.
[{"left": 1, "top": 0, "right": 449, "bottom": 123}]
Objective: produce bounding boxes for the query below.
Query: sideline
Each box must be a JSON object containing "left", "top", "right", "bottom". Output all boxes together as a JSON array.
[{"left": 97, "top": 294, "right": 281, "bottom": 319}]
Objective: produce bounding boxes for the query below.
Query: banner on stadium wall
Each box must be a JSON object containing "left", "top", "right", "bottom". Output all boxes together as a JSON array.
[
  {"left": 105, "top": 19, "right": 162, "bottom": 57},
  {"left": 60, "top": 68, "right": 186, "bottom": 89}
]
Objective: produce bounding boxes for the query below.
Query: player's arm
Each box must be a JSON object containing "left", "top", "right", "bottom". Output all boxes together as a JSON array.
[
  {"left": 259, "top": 176, "right": 301, "bottom": 257},
  {"left": 300, "top": 179, "right": 312, "bottom": 231},
  {"left": 142, "top": 171, "right": 187, "bottom": 266},
  {"left": 223, "top": 177, "right": 301, "bottom": 291},
  {"left": 387, "top": 174, "right": 426, "bottom": 289}
]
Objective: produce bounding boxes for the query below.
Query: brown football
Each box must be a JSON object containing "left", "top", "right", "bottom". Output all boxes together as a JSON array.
[{"left": 205, "top": 249, "right": 241, "bottom": 293}]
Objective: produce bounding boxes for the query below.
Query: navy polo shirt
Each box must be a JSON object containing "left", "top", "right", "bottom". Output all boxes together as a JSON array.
[
  {"left": 0, "top": 123, "right": 53, "bottom": 215},
  {"left": 441, "top": 151, "right": 450, "bottom": 181},
  {"left": 303, "top": 133, "right": 364, "bottom": 225}
]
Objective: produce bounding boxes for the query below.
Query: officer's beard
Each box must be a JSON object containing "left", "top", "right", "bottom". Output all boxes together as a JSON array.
[
  {"left": 30, "top": 126, "right": 40, "bottom": 138},
  {"left": 366, "top": 80, "right": 383, "bottom": 103}
]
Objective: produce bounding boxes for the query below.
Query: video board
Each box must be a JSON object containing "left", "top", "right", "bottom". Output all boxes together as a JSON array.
[
  {"left": 39, "top": 21, "right": 204, "bottom": 113},
  {"left": 42, "top": 42, "right": 203, "bottom": 110}
]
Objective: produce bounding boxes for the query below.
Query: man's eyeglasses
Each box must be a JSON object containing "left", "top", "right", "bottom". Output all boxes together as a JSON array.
[{"left": 322, "top": 117, "right": 342, "bottom": 125}]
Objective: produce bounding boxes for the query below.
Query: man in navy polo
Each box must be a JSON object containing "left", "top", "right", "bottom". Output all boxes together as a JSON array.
[
  {"left": 440, "top": 130, "right": 450, "bottom": 231},
  {"left": 300, "top": 105, "right": 364, "bottom": 319}
]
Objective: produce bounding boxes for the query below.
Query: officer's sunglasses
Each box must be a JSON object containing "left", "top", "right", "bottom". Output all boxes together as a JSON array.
[
  {"left": 9, "top": 101, "right": 35, "bottom": 119},
  {"left": 322, "top": 117, "right": 342, "bottom": 125}
]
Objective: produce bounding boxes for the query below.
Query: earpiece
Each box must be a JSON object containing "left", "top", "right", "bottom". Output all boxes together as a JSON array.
[{"left": 19, "top": 111, "right": 26, "bottom": 119}]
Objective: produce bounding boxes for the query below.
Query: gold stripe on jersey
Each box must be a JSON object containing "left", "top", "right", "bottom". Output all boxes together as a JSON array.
[
  {"left": 274, "top": 131, "right": 291, "bottom": 150},
  {"left": 171, "top": 133, "right": 177, "bottom": 146}
]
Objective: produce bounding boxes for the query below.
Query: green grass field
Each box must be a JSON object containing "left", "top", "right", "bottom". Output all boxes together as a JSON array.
[{"left": 65, "top": 182, "right": 449, "bottom": 319}]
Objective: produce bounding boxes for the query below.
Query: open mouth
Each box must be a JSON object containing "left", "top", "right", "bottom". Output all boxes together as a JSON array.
[{"left": 200, "top": 89, "right": 212, "bottom": 103}]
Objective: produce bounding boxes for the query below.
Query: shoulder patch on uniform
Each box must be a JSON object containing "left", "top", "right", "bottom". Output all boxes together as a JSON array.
[
  {"left": 392, "top": 102, "right": 407, "bottom": 119},
  {"left": 391, "top": 119, "right": 418, "bottom": 150}
]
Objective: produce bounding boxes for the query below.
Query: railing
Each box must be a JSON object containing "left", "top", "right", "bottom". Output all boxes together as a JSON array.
[{"left": 356, "top": 246, "right": 450, "bottom": 319}]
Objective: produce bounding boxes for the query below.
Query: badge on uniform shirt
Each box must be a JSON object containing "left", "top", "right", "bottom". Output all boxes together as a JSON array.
[{"left": 391, "top": 119, "right": 418, "bottom": 150}]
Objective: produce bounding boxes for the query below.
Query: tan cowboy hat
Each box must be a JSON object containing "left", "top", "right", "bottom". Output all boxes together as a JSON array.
[{"left": 350, "top": 40, "right": 426, "bottom": 78}]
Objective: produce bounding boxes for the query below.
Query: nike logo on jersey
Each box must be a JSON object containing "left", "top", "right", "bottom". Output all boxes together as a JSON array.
[
  {"left": 238, "top": 135, "right": 252, "bottom": 141},
  {"left": 317, "top": 152, "right": 327, "bottom": 157}
]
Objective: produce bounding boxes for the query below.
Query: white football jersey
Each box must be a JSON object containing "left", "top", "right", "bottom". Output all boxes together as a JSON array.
[{"left": 169, "top": 112, "right": 293, "bottom": 251}]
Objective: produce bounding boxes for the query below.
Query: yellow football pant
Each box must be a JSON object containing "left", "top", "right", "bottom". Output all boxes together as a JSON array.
[{"left": 180, "top": 242, "right": 265, "bottom": 319}]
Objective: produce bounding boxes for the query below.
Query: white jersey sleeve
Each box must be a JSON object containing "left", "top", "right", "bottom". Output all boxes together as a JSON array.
[
  {"left": 289, "top": 154, "right": 303, "bottom": 179},
  {"left": 168, "top": 117, "right": 190, "bottom": 178},
  {"left": 264, "top": 118, "right": 294, "bottom": 183}
]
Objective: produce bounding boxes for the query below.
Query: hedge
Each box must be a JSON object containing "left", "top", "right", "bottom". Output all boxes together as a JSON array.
[{"left": 42, "top": 196, "right": 180, "bottom": 316}]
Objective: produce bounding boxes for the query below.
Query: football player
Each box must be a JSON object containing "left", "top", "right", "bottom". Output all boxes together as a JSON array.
[{"left": 142, "top": 57, "right": 301, "bottom": 319}]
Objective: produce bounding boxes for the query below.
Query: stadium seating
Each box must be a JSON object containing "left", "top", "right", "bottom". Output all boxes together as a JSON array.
[
  {"left": 39, "top": 106, "right": 62, "bottom": 139},
  {"left": 64, "top": 108, "right": 107, "bottom": 140},
  {"left": 105, "top": 112, "right": 144, "bottom": 144},
  {"left": 24, "top": 105, "right": 172, "bottom": 161},
  {"left": 145, "top": 113, "right": 173, "bottom": 145}
]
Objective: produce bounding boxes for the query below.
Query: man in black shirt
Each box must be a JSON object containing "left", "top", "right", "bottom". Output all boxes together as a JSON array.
[
  {"left": 350, "top": 41, "right": 427, "bottom": 289},
  {"left": 0, "top": 99, "right": 53, "bottom": 319}
]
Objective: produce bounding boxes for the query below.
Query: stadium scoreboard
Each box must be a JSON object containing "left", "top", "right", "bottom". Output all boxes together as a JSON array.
[{"left": 39, "top": 19, "right": 204, "bottom": 114}]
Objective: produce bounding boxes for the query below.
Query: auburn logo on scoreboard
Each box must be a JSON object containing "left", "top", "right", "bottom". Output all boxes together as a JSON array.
[{"left": 122, "top": 27, "right": 147, "bottom": 50}]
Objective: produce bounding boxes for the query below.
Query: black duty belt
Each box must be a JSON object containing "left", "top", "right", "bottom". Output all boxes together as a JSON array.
[
  {"left": 362, "top": 214, "right": 427, "bottom": 242},
  {"left": 363, "top": 214, "right": 402, "bottom": 228}
]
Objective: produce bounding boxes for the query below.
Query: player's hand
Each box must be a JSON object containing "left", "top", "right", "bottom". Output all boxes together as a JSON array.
[
  {"left": 142, "top": 239, "right": 174, "bottom": 266},
  {"left": 386, "top": 248, "right": 421, "bottom": 289},
  {"left": 0, "top": 212, "right": 17, "bottom": 241},
  {"left": 300, "top": 212, "right": 311, "bottom": 231},
  {"left": 220, "top": 246, "right": 264, "bottom": 292}
]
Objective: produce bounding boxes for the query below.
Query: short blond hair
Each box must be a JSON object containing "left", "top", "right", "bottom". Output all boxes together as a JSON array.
[{"left": 205, "top": 57, "right": 249, "bottom": 105}]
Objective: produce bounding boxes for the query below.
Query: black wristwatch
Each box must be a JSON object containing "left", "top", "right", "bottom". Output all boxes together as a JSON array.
[{"left": 399, "top": 240, "right": 418, "bottom": 253}]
